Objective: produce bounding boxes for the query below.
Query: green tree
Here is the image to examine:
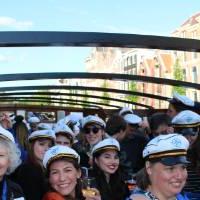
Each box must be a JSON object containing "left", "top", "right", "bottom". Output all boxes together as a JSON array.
[
  {"left": 81, "top": 90, "right": 90, "bottom": 108},
  {"left": 100, "top": 81, "right": 110, "bottom": 105},
  {"left": 126, "top": 81, "right": 139, "bottom": 102},
  {"left": 172, "top": 59, "right": 186, "bottom": 95}
]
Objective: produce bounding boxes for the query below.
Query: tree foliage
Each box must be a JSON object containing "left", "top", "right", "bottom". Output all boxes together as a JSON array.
[
  {"left": 126, "top": 81, "right": 139, "bottom": 102},
  {"left": 172, "top": 59, "right": 186, "bottom": 95},
  {"left": 100, "top": 81, "right": 110, "bottom": 105}
]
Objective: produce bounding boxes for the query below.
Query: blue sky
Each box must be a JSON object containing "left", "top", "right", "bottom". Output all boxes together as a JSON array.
[{"left": 0, "top": 0, "right": 199, "bottom": 77}]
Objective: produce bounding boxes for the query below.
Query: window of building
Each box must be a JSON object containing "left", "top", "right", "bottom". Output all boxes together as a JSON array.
[
  {"left": 182, "top": 69, "right": 186, "bottom": 81},
  {"left": 181, "top": 31, "right": 186, "bottom": 38},
  {"left": 192, "top": 31, "right": 197, "bottom": 39},
  {"left": 183, "top": 52, "right": 187, "bottom": 62},
  {"left": 193, "top": 52, "right": 198, "bottom": 59},
  {"left": 192, "top": 66, "right": 198, "bottom": 83},
  {"left": 193, "top": 91, "right": 198, "bottom": 101}
]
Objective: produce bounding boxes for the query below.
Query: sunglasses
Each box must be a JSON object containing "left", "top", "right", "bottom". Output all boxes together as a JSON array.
[{"left": 84, "top": 126, "right": 101, "bottom": 134}]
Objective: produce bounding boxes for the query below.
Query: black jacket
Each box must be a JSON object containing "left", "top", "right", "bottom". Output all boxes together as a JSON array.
[
  {"left": 10, "top": 161, "right": 48, "bottom": 200},
  {"left": 0, "top": 177, "right": 25, "bottom": 200}
]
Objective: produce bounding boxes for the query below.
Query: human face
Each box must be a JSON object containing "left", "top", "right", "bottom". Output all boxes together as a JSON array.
[
  {"left": 33, "top": 138, "right": 53, "bottom": 161},
  {"left": 95, "top": 150, "right": 119, "bottom": 177},
  {"left": 0, "top": 145, "right": 9, "bottom": 181},
  {"left": 114, "top": 129, "right": 126, "bottom": 141},
  {"left": 167, "top": 104, "right": 177, "bottom": 118},
  {"left": 49, "top": 160, "right": 81, "bottom": 197},
  {"left": 126, "top": 124, "right": 138, "bottom": 136},
  {"left": 30, "top": 123, "right": 39, "bottom": 132},
  {"left": 184, "top": 134, "right": 198, "bottom": 146},
  {"left": 146, "top": 162, "right": 187, "bottom": 199},
  {"left": 84, "top": 125, "right": 104, "bottom": 145},
  {"left": 56, "top": 134, "right": 72, "bottom": 147},
  {"left": 155, "top": 124, "right": 174, "bottom": 136}
]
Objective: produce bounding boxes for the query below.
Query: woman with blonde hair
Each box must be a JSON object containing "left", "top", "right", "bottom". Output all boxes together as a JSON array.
[{"left": 0, "top": 126, "right": 25, "bottom": 199}]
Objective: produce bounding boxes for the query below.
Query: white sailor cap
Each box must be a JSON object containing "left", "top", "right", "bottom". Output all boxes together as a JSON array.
[
  {"left": 28, "top": 116, "right": 40, "bottom": 124},
  {"left": 82, "top": 115, "right": 106, "bottom": 129},
  {"left": 54, "top": 124, "right": 74, "bottom": 139},
  {"left": 172, "top": 110, "right": 200, "bottom": 128},
  {"left": 91, "top": 138, "right": 120, "bottom": 155},
  {"left": 38, "top": 123, "right": 51, "bottom": 130},
  {"left": 0, "top": 126, "right": 15, "bottom": 143},
  {"left": 169, "top": 92, "right": 194, "bottom": 107},
  {"left": 119, "top": 107, "right": 133, "bottom": 116},
  {"left": 143, "top": 133, "right": 189, "bottom": 166},
  {"left": 43, "top": 145, "right": 80, "bottom": 168},
  {"left": 28, "top": 129, "right": 56, "bottom": 142},
  {"left": 123, "top": 113, "right": 142, "bottom": 124}
]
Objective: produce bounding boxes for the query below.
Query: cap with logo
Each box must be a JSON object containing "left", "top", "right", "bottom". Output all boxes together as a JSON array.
[
  {"left": 119, "top": 107, "right": 133, "bottom": 116},
  {"left": 28, "top": 129, "right": 56, "bottom": 142},
  {"left": 172, "top": 110, "right": 200, "bottom": 128},
  {"left": 28, "top": 116, "right": 40, "bottom": 124},
  {"left": 91, "top": 138, "right": 120, "bottom": 155},
  {"left": 54, "top": 124, "right": 74, "bottom": 139},
  {"left": 43, "top": 145, "right": 80, "bottom": 168},
  {"left": 38, "top": 123, "right": 52, "bottom": 130},
  {"left": 81, "top": 115, "right": 106, "bottom": 129},
  {"left": 123, "top": 113, "right": 142, "bottom": 125},
  {"left": 169, "top": 92, "right": 194, "bottom": 107},
  {"left": 0, "top": 126, "right": 15, "bottom": 143},
  {"left": 143, "top": 133, "right": 189, "bottom": 166}
]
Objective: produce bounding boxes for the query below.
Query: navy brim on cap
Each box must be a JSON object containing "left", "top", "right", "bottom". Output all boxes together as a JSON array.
[{"left": 159, "top": 156, "right": 190, "bottom": 166}]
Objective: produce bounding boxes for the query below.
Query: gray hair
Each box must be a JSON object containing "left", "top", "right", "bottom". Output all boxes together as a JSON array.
[{"left": 0, "top": 138, "right": 21, "bottom": 174}]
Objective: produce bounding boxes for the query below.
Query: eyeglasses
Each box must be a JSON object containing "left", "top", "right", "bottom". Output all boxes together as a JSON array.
[{"left": 84, "top": 126, "right": 101, "bottom": 134}]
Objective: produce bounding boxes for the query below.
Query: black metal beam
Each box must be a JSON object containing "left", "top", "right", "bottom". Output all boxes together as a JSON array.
[
  {"left": 0, "top": 32, "right": 200, "bottom": 52},
  {"left": 0, "top": 85, "right": 168, "bottom": 101},
  {"left": 0, "top": 73, "right": 199, "bottom": 89},
  {"left": 0, "top": 98, "right": 102, "bottom": 109},
  {"left": 0, "top": 91, "right": 152, "bottom": 108},
  {"left": 0, "top": 96, "right": 121, "bottom": 109}
]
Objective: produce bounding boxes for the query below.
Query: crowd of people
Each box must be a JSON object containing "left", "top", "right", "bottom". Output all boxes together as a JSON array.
[{"left": 0, "top": 92, "right": 199, "bottom": 200}]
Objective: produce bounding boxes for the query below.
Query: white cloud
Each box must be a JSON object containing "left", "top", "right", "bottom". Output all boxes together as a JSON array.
[{"left": 0, "top": 16, "right": 33, "bottom": 30}]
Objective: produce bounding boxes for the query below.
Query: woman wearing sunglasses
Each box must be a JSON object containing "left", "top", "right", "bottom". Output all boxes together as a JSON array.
[
  {"left": 73, "top": 115, "right": 106, "bottom": 168},
  {"left": 172, "top": 110, "right": 200, "bottom": 199}
]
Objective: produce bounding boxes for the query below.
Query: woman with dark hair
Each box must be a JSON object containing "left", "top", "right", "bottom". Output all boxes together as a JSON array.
[
  {"left": 42, "top": 145, "right": 101, "bottom": 200},
  {"left": 128, "top": 134, "right": 189, "bottom": 200},
  {"left": 12, "top": 129, "right": 55, "bottom": 200},
  {"left": 167, "top": 92, "right": 195, "bottom": 118},
  {"left": 13, "top": 115, "right": 29, "bottom": 161},
  {"left": 91, "top": 138, "right": 129, "bottom": 200},
  {"left": 106, "top": 115, "right": 133, "bottom": 180}
]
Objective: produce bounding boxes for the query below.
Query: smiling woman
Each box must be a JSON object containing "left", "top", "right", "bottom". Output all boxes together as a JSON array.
[
  {"left": 42, "top": 145, "right": 101, "bottom": 200},
  {"left": 128, "top": 134, "right": 189, "bottom": 200},
  {"left": 0, "top": 127, "right": 25, "bottom": 199},
  {"left": 91, "top": 138, "right": 129, "bottom": 200}
]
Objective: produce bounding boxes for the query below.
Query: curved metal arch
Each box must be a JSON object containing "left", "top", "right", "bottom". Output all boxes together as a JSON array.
[
  {"left": 1, "top": 91, "right": 152, "bottom": 109},
  {"left": 0, "top": 85, "right": 169, "bottom": 101},
  {"left": 0, "top": 98, "right": 102, "bottom": 109},
  {"left": 0, "top": 73, "right": 199, "bottom": 89},
  {"left": 0, "top": 31, "right": 200, "bottom": 52},
  {"left": 0, "top": 96, "right": 121, "bottom": 109}
]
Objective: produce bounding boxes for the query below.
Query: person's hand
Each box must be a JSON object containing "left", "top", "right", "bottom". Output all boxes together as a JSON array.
[{"left": 84, "top": 188, "right": 101, "bottom": 200}]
